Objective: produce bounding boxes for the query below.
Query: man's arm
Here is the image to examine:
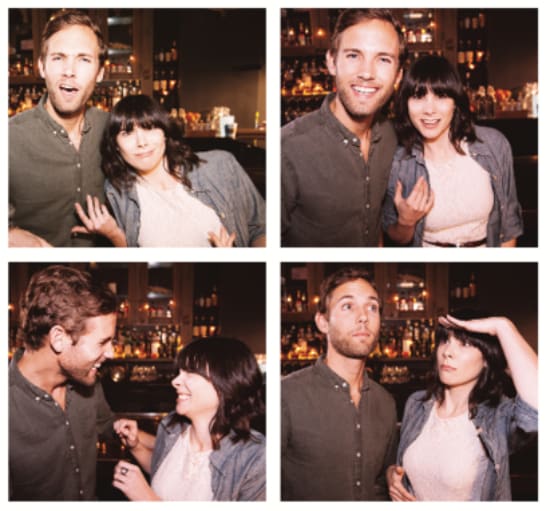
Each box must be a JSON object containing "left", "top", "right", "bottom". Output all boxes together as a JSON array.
[{"left": 9, "top": 227, "right": 52, "bottom": 247}]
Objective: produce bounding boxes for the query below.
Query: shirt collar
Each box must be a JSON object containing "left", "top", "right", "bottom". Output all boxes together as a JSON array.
[
  {"left": 313, "top": 355, "right": 370, "bottom": 392},
  {"left": 319, "top": 92, "right": 384, "bottom": 148},
  {"left": 37, "top": 93, "right": 92, "bottom": 135}
]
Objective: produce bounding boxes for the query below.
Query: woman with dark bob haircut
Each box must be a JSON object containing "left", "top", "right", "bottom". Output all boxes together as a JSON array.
[
  {"left": 74, "top": 94, "right": 265, "bottom": 247},
  {"left": 387, "top": 311, "right": 537, "bottom": 501},
  {"left": 112, "top": 337, "right": 265, "bottom": 501},
  {"left": 382, "top": 55, "right": 522, "bottom": 247}
]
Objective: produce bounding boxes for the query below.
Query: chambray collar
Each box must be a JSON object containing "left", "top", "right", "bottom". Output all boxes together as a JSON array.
[{"left": 319, "top": 92, "right": 384, "bottom": 148}]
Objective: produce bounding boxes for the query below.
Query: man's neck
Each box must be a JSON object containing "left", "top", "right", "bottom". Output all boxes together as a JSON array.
[
  {"left": 325, "top": 349, "right": 366, "bottom": 394},
  {"left": 17, "top": 347, "right": 68, "bottom": 396},
  {"left": 329, "top": 95, "right": 374, "bottom": 144},
  {"left": 44, "top": 98, "right": 86, "bottom": 150}
]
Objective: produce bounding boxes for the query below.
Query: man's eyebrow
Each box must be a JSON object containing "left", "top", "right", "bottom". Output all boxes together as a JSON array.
[{"left": 334, "top": 294, "right": 380, "bottom": 303}]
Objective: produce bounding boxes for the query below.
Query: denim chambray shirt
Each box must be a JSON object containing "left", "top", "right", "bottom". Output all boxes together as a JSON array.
[
  {"left": 105, "top": 150, "right": 265, "bottom": 247},
  {"left": 396, "top": 391, "right": 538, "bottom": 500},
  {"left": 150, "top": 412, "right": 265, "bottom": 501},
  {"left": 382, "top": 125, "right": 523, "bottom": 246}
]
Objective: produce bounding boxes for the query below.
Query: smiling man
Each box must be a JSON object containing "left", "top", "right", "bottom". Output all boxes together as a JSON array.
[
  {"left": 281, "top": 9, "right": 406, "bottom": 247},
  {"left": 9, "top": 9, "right": 108, "bottom": 247},
  {"left": 9, "top": 265, "right": 118, "bottom": 500},
  {"left": 281, "top": 267, "right": 398, "bottom": 500}
]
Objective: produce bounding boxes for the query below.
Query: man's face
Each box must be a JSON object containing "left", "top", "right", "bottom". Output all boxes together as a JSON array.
[
  {"left": 327, "top": 19, "right": 402, "bottom": 122},
  {"left": 58, "top": 313, "right": 116, "bottom": 386},
  {"left": 316, "top": 279, "right": 381, "bottom": 359},
  {"left": 38, "top": 24, "right": 104, "bottom": 118}
]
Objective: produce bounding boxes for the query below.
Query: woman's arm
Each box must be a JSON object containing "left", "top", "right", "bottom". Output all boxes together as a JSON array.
[
  {"left": 114, "top": 419, "right": 156, "bottom": 473},
  {"left": 442, "top": 315, "right": 538, "bottom": 409}
]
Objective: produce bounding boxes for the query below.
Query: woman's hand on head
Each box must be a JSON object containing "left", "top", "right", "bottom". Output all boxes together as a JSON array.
[
  {"left": 439, "top": 314, "right": 510, "bottom": 338},
  {"left": 112, "top": 461, "right": 160, "bottom": 501},
  {"left": 208, "top": 226, "right": 236, "bottom": 247},
  {"left": 386, "top": 465, "right": 416, "bottom": 501},
  {"left": 73, "top": 195, "right": 127, "bottom": 246},
  {"left": 394, "top": 178, "right": 435, "bottom": 227}
]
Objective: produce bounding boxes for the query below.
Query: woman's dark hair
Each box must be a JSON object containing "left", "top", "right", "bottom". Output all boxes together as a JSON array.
[
  {"left": 175, "top": 337, "right": 264, "bottom": 449},
  {"left": 395, "top": 55, "right": 477, "bottom": 155},
  {"left": 101, "top": 94, "right": 201, "bottom": 192},
  {"left": 424, "top": 310, "right": 509, "bottom": 419}
]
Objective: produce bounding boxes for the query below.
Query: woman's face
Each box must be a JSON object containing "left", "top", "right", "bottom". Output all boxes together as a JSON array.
[
  {"left": 171, "top": 369, "right": 220, "bottom": 422},
  {"left": 116, "top": 125, "right": 166, "bottom": 176},
  {"left": 407, "top": 89, "right": 455, "bottom": 144},
  {"left": 437, "top": 334, "right": 485, "bottom": 391}
]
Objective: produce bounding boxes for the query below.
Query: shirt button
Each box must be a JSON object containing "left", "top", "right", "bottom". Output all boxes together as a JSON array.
[
  {"left": 333, "top": 384, "right": 339, "bottom": 390},
  {"left": 343, "top": 139, "right": 349, "bottom": 145},
  {"left": 66, "top": 420, "right": 70, "bottom": 426},
  {"left": 356, "top": 480, "right": 361, "bottom": 487},
  {"left": 341, "top": 382, "right": 348, "bottom": 388},
  {"left": 356, "top": 451, "right": 361, "bottom": 458},
  {"left": 75, "top": 467, "right": 80, "bottom": 473},
  {"left": 365, "top": 204, "right": 370, "bottom": 209},
  {"left": 53, "top": 130, "right": 57, "bottom": 135},
  {"left": 366, "top": 176, "right": 370, "bottom": 182},
  {"left": 76, "top": 187, "right": 81, "bottom": 192},
  {"left": 79, "top": 490, "right": 84, "bottom": 496},
  {"left": 76, "top": 163, "right": 81, "bottom": 168},
  {"left": 356, "top": 423, "right": 361, "bottom": 430},
  {"left": 70, "top": 445, "right": 76, "bottom": 450},
  {"left": 352, "top": 138, "right": 358, "bottom": 143}
]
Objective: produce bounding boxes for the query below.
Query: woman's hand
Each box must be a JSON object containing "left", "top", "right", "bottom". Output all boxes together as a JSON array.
[
  {"left": 73, "top": 195, "right": 127, "bottom": 246},
  {"left": 386, "top": 465, "right": 416, "bottom": 501},
  {"left": 394, "top": 177, "right": 435, "bottom": 227},
  {"left": 112, "top": 461, "right": 160, "bottom": 501},
  {"left": 114, "top": 419, "right": 139, "bottom": 449},
  {"left": 439, "top": 314, "right": 507, "bottom": 337},
  {"left": 208, "top": 226, "right": 236, "bottom": 247}
]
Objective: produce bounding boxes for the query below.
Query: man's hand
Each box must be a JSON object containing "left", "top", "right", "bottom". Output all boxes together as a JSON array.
[
  {"left": 387, "top": 465, "right": 416, "bottom": 501},
  {"left": 394, "top": 178, "right": 435, "bottom": 227},
  {"left": 9, "top": 227, "right": 52, "bottom": 247}
]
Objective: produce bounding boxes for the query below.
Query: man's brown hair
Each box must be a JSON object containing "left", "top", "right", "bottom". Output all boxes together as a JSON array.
[{"left": 18, "top": 265, "right": 116, "bottom": 350}]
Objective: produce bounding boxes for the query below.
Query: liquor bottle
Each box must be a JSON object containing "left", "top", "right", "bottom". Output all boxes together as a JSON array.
[
  {"left": 468, "top": 273, "right": 477, "bottom": 298},
  {"left": 297, "top": 22, "right": 306, "bottom": 46}
]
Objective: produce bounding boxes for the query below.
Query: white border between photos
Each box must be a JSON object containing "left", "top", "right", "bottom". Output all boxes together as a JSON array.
[{"left": 2, "top": 1, "right": 547, "bottom": 510}]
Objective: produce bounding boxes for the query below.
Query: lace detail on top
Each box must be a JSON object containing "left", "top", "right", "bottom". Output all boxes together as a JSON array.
[{"left": 151, "top": 428, "right": 213, "bottom": 501}]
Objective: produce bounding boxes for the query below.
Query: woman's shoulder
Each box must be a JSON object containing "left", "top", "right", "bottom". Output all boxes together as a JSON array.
[{"left": 472, "top": 124, "right": 511, "bottom": 150}]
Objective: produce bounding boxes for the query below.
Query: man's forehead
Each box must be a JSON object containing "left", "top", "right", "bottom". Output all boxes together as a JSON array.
[{"left": 330, "top": 279, "right": 379, "bottom": 300}]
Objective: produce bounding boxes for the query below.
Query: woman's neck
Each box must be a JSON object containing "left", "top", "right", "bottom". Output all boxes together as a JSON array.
[
  {"left": 138, "top": 162, "right": 177, "bottom": 190},
  {"left": 423, "top": 133, "right": 458, "bottom": 165},
  {"left": 439, "top": 382, "right": 475, "bottom": 418},
  {"left": 188, "top": 417, "right": 215, "bottom": 452}
]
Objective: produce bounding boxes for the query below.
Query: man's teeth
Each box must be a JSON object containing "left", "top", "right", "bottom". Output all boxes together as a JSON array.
[{"left": 353, "top": 85, "right": 376, "bottom": 95}]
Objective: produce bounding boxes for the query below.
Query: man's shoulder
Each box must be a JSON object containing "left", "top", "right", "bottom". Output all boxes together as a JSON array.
[
  {"left": 281, "top": 364, "right": 317, "bottom": 392},
  {"left": 9, "top": 107, "right": 40, "bottom": 131},
  {"left": 281, "top": 109, "right": 324, "bottom": 143},
  {"left": 368, "top": 377, "right": 397, "bottom": 402},
  {"left": 86, "top": 106, "right": 109, "bottom": 127}
]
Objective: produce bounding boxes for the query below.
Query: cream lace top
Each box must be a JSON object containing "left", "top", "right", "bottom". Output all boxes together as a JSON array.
[
  {"left": 422, "top": 147, "right": 493, "bottom": 246},
  {"left": 402, "top": 405, "right": 488, "bottom": 500},
  {"left": 136, "top": 179, "right": 222, "bottom": 247},
  {"left": 151, "top": 428, "right": 213, "bottom": 501}
]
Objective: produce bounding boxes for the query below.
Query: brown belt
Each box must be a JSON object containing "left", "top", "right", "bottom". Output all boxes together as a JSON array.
[{"left": 424, "top": 238, "right": 487, "bottom": 247}]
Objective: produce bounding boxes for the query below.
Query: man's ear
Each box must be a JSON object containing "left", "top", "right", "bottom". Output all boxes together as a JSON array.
[
  {"left": 394, "top": 67, "right": 403, "bottom": 91},
  {"left": 49, "top": 325, "right": 69, "bottom": 354},
  {"left": 326, "top": 49, "right": 336, "bottom": 77},
  {"left": 315, "top": 311, "right": 329, "bottom": 335},
  {"left": 38, "top": 58, "right": 45, "bottom": 79},
  {"left": 96, "top": 65, "right": 104, "bottom": 83}
]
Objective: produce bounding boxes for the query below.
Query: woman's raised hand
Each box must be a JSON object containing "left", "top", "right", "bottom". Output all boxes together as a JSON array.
[
  {"left": 73, "top": 195, "right": 127, "bottom": 246},
  {"left": 114, "top": 418, "right": 139, "bottom": 449}
]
